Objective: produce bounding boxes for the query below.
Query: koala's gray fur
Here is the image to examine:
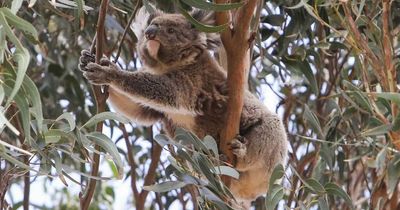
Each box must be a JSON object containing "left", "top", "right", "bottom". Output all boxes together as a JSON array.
[{"left": 79, "top": 6, "right": 288, "bottom": 204}]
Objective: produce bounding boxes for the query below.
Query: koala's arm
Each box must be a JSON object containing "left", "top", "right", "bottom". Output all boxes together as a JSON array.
[
  {"left": 108, "top": 87, "right": 164, "bottom": 126},
  {"left": 82, "top": 59, "right": 197, "bottom": 114}
]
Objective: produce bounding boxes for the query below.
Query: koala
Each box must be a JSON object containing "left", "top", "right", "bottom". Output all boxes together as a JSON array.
[{"left": 79, "top": 6, "right": 288, "bottom": 205}]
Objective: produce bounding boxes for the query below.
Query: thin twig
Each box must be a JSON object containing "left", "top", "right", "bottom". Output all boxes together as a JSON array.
[
  {"left": 79, "top": 1, "right": 109, "bottom": 209},
  {"left": 119, "top": 123, "right": 139, "bottom": 199},
  {"left": 136, "top": 137, "right": 162, "bottom": 210},
  {"left": 114, "top": 0, "right": 142, "bottom": 61}
]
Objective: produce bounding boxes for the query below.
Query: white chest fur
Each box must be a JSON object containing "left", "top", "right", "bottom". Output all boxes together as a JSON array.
[{"left": 166, "top": 112, "right": 196, "bottom": 130}]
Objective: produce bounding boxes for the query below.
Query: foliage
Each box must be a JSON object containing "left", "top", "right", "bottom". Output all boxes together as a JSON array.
[{"left": 0, "top": 0, "right": 399, "bottom": 210}]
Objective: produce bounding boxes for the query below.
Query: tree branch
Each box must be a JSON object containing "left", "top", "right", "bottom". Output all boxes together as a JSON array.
[
  {"left": 79, "top": 1, "right": 109, "bottom": 209},
  {"left": 136, "top": 135, "right": 162, "bottom": 210},
  {"left": 216, "top": 0, "right": 259, "bottom": 187},
  {"left": 115, "top": 0, "right": 142, "bottom": 61},
  {"left": 119, "top": 123, "right": 139, "bottom": 199}
]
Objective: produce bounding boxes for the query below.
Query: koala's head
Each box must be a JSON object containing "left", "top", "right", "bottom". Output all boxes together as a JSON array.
[{"left": 132, "top": 6, "right": 220, "bottom": 71}]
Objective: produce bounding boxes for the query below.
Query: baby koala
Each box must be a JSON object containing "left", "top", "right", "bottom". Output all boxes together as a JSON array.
[{"left": 79, "top": 6, "right": 288, "bottom": 205}]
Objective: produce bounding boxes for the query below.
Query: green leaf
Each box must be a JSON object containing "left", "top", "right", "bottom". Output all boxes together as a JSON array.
[
  {"left": 284, "top": 59, "right": 318, "bottom": 95},
  {"left": 176, "top": 1, "right": 228, "bottom": 33},
  {"left": 305, "top": 178, "right": 325, "bottom": 194},
  {"left": 50, "top": 149, "right": 68, "bottom": 186},
  {"left": 86, "top": 132, "right": 124, "bottom": 179},
  {"left": 2, "top": 82, "right": 30, "bottom": 142},
  {"left": 143, "top": 181, "right": 187, "bottom": 192},
  {"left": 360, "top": 124, "right": 391, "bottom": 137},
  {"left": 22, "top": 75, "right": 44, "bottom": 133},
  {"left": 269, "top": 164, "right": 285, "bottom": 187},
  {"left": 213, "top": 166, "right": 239, "bottom": 179},
  {"left": 180, "top": 0, "right": 243, "bottom": 11},
  {"left": 175, "top": 128, "right": 209, "bottom": 153},
  {"left": 55, "top": 112, "right": 76, "bottom": 132},
  {"left": 203, "top": 135, "right": 218, "bottom": 156},
  {"left": 266, "top": 184, "right": 284, "bottom": 210},
  {"left": 4, "top": 47, "right": 30, "bottom": 107},
  {"left": 0, "top": 8, "right": 39, "bottom": 43},
  {"left": 374, "top": 92, "right": 400, "bottom": 106},
  {"left": 0, "top": 145, "right": 38, "bottom": 173},
  {"left": 304, "top": 105, "right": 323, "bottom": 137},
  {"left": 82, "top": 112, "right": 130, "bottom": 129},
  {"left": 387, "top": 155, "right": 400, "bottom": 195},
  {"left": 11, "top": 0, "right": 23, "bottom": 14},
  {"left": 318, "top": 197, "right": 329, "bottom": 210},
  {"left": 0, "top": 107, "right": 20, "bottom": 135},
  {"left": 324, "top": 182, "right": 353, "bottom": 209},
  {"left": 44, "top": 129, "right": 77, "bottom": 144}
]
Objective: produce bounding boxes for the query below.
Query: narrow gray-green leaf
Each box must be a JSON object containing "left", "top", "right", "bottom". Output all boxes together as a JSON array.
[
  {"left": 50, "top": 150, "right": 68, "bottom": 186},
  {"left": 305, "top": 178, "right": 325, "bottom": 194},
  {"left": 266, "top": 184, "right": 284, "bottom": 210},
  {"left": 0, "top": 108, "right": 20, "bottom": 135},
  {"left": 143, "top": 181, "right": 187, "bottom": 192},
  {"left": 82, "top": 111, "right": 130, "bottom": 129},
  {"left": 324, "top": 182, "right": 353, "bottom": 209},
  {"left": 360, "top": 124, "right": 391, "bottom": 137},
  {"left": 0, "top": 8, "right": 39, "bottom": 43},
  {"left": 22, "top": 75, "right": 44, "bottom": 133},
  {"left": 269, "top": 164, "right": 285, "bottom": 187},
  {"left": 203, "top": 135, "right": 218, "bottom": 156},
  {"left": 304, "top": 105, "right": 323, "bottom": 137},
  {"left": 11, "top": 0, "right": 23, "bottom": 14},
  {"left": 176, "top": 1, "right": 228, "bottom": 33},
  {"left": 374, "top": 92, "right": 400, "bottom": 106},
  {"left": 213, "top": 166, "right": 239, "bottom": 179},
  {"left": 181, "top": 0, "right": 243, "bottom": 11},
  {"left": 86, "top": 132, "right": 123, "bottom": 179},
  {"left": 44, "top": 129, "right": 77, "bottom": 144},
  {"left": 55, "top": 112, "right": 76, "bottom": 132}
]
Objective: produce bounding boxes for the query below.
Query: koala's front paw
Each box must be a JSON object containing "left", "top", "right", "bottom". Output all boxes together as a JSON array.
[
  {"left": 79, "top": 49, "right": 95, "bottom": 71},
  {"left": 82, "top": 58, "right": 119, "bottom": 85},
  {"left": 228, "top": 135, "right": 248, "bottom": 159}
]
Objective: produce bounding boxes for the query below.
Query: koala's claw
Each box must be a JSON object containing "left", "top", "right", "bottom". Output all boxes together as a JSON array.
[
  {"left": 228, "top": 135, "right": 247, "bottom": 159},
  {"left": 79, "top": 50, "right": 95, "bottom": 71},
  {"left": 82, "top": 63, "right": 115, "bottom": 85}
]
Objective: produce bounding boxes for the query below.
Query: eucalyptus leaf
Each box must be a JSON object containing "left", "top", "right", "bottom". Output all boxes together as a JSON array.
[
  {"left": 86, "top": 132, "right": 124, "bottom": 179},
  {"left": 143, "top": 181, "right": 187, "bottom": 192},
  {"left": 180, "top": 0, "right": 243, "bottom": 11},
  {"left": 324, "top": 182, "right": 353, "bottom": 209},
  {"left": 82, "top": 112, "right": 130, "bottom": 129}
]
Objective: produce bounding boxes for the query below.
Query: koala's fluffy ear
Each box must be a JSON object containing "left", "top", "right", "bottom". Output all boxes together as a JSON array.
[
  {"left": 190, "top": 9, "right": 221, "bottom": 50},
  {"left": 131, "top": 5, "right": 164, "bottom": 40}
]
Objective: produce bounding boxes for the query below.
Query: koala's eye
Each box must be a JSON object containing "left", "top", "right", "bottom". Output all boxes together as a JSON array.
[{"left": 167, "top": 28, "right": 175, "bottom": 34}]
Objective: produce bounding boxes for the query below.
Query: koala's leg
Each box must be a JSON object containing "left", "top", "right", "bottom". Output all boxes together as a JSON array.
[
  {"left": 228, "top": 114, "right": 288, "bottom": 201},
  {"left": 232, "top": 114, "right": 288, "bottom": 173},
  {"left": 108, "top": 87, "right": 164, "bottom": 126}
]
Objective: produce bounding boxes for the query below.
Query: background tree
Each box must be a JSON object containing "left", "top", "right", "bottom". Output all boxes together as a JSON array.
[{"left": 1, "top": 0, "right": 399, "bottom": 210}]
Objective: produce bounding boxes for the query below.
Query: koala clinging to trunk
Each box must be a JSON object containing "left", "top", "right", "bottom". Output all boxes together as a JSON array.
[{"left": 79, "top": 6, "right": 288, "bottom": 204}]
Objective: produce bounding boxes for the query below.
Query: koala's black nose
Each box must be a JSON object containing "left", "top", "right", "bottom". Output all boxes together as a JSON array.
[{"left": 145, "top": 25, "right": 158, "bottom": 40}]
